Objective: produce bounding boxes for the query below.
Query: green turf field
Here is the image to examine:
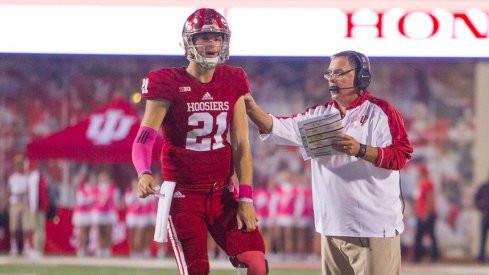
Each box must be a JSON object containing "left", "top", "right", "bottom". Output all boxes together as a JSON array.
[
  {"left": 2, "top": 264, "right": 488, "bottom": 275},
  {"left": 2, "top": 257, "right": 489, "bottom": 275},
  {"left": 0, "top": 264, "right": 321, "bottom": 275}
]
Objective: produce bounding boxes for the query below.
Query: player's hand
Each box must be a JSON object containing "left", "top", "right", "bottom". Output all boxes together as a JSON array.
[
  {"left": 237, "top": 201, "right": 259, "bottom": 232},
  {"left": 137, "top": 174, "right": 158, "bottom": 198},
  {"left": 332, "top": 133, "right": 360, "bottom": 156}
]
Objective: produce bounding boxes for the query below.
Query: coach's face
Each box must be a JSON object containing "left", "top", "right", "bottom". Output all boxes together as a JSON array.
[{"left": 326, "top": 56, "right": 358, "bottom": 107}]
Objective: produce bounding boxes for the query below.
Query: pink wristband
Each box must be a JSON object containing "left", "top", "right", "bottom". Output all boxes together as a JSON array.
[
  {"left": 239, "top": 184, "right": 253, "bottom": 199},
  {"left": 132, "top": 126, "right": 157, "bottom": 177}
]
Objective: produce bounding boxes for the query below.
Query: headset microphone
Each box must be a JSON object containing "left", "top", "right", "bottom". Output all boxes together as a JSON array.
[{"left": 329, "top": 86, "right": 356, "bottom": 92}]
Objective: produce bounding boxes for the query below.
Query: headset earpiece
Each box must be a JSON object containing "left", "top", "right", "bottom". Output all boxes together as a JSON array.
[{"left": 347, "top": 51, "right": 371, "bottom": 89}]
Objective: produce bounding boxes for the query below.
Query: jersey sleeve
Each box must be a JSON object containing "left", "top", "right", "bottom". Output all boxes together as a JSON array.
[
  {"left": 141, "top": 70, "right": 174, "bottom": 102},
  {"left": 220, "top": 65, "right": 250, "bottom": 98},
  {"left": 261, "top": 115, "right": 304, "bottom": 146},
  {"left": 236, "top": 67, "right": 250, "bottom": 97},
  {"left": 375, "top": 103, "right": 413, "bottom": 170},
  {"left": 261, "top": 104, "right": 332, "bottom": 147}
]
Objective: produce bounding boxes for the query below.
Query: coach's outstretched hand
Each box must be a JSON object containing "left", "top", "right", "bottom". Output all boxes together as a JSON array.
[{"left": 243, "top": 93, "right": 273, "bottom": 134}]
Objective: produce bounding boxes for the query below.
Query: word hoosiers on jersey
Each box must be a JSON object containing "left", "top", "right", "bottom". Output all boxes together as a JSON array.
[{"left": 187, "top": 101, "right": 229, "bottom": 112}]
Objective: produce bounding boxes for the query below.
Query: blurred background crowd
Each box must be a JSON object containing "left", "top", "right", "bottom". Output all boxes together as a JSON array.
[{"left": 0, "top": 54, "right": 485, "bottom": 263}]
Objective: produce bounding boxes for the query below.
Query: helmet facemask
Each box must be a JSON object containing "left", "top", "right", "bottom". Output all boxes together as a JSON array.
[{"left": 182, "top": 9, "right": 231, "bottom": 69}]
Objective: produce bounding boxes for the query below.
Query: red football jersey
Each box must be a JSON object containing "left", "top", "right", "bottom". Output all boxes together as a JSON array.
[{"left": 142, "top": 65, "right": 249, "bottom": 183}]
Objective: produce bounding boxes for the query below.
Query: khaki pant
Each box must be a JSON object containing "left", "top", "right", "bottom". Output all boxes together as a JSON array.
[
  {"left": 8, "top": 203, "right": 32, "bottom": 232},
  {"left": 32, "top": 211, "right": 46, "bottom": 252},
  {"left": 321, "top": 234, "right": 401, "bottom": 275}
]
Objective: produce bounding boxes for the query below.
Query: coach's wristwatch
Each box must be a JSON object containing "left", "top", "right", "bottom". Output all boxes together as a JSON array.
[{"left": 355, "top": 143, "right": 367, "bottom": 158}]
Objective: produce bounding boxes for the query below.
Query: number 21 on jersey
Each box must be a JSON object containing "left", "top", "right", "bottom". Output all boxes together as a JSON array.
[{"left": 186, "top": 112, "right": 227, "bottom": 151}]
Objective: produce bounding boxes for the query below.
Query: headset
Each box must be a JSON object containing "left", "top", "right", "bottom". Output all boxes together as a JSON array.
[{"left": 346, "top": 50, "right": 372, "bottom": 89}]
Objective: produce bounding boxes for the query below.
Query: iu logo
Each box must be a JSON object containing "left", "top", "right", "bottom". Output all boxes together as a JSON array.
[
  {"left": 87, "top": 109, "right": 136, "bottom": 145},
  {"left": 360, "top": 115, "right": 369, "bottom": 126},
  {"left": 141, "top": 78, "right": 149, "bottom": 94}
]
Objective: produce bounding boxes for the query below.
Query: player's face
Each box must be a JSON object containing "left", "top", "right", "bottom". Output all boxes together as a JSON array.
[{"left": 192, "top": 33, "right": 223, "bottom": 58}]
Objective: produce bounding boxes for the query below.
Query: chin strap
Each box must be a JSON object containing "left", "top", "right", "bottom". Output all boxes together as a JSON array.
[
  {"left": 187, "top": 44, "right": 221, "bottom": 68},
  {"left": 192, "top": 52, "right": 219, "bottom": 68}
]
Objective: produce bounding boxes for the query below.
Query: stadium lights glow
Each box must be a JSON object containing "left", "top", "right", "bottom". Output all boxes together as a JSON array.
[{"left": 0, "top": 4, "right": 488, "bottom": 57}]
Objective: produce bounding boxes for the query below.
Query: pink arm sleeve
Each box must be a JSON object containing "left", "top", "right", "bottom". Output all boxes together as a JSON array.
[{"left": 132, "top": 126, "right": 157, "bottom": 178}]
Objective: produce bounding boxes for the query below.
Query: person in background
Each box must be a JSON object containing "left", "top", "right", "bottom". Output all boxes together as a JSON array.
[
  {"left": 253, "top": 180, "right": 272, "bottom": 257},
  {"left": 412, "top": 165, "right": 439, "bottom": 262},
  {"left": 244, "top": 50, "right": 412, "bottom": 275},
  {"left": 294, "top": 173, "right": 314, "bottom": 260},
  {"left": 26, "top": 159, "right": 50, "bottom": 258},
  {"left": 474, "top": 169, "right": 489, "bottom": 263},
  {"left": 269, "top": 169, "right": 296, "bottom": 259},
  {"left": 92, "top": 170, "right": 119, "bottom": 258},
  {"left": 72, "top": 171, "right": 97, "bottom": 257},
  {"left": 131, "top": 8, "right": 267, "bottom": 274},
  {"left": 7, "top": 155, "right": 32, "bottom": 257},
  {"left": 125, "top": 178, "right": 151, "bottom": 258}
]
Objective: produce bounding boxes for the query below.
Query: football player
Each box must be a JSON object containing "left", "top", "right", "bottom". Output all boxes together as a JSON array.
[{"left": 132, "top": 8, "right": 267, "bottom": 275}]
